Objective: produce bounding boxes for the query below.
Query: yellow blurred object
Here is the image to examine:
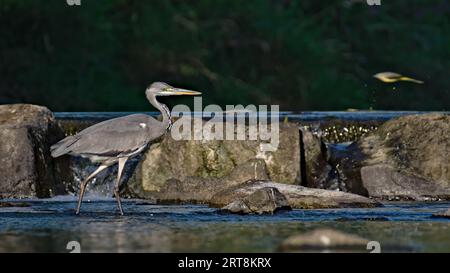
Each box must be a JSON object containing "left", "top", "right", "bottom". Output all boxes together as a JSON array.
[{"left": 373, "top": 72, "right": 424, "bottom": 84}]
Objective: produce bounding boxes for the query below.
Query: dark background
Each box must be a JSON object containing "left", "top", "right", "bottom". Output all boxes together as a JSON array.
[{"left": 1, "top": 0, "right": 449, "bottom": 112}]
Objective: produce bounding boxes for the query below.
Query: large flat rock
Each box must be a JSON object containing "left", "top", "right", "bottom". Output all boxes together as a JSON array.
[
  {"left": 210, "top": 181, "right": 380, "bottom": 209},
  {"left": 126, "top": 120, "right": 300, "bottom": 196},
  {"left": 125, "top": 155, "right": 379, "bottom": 209},
  {"left": 125, "top": 158, "right": 270, "bottom": 202}
]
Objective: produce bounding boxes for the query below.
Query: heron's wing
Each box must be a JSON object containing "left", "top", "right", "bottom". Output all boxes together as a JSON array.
[{"left": 51, "top": 114, "right": 164, "bottom": 157}]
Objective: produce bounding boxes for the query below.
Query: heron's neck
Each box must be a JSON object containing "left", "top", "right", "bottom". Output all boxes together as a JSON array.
[
  {"left": 160, "top": 103, "right": 172, "bottom": 130},
  {"left": 149, "top": 95, "right": 172, "bottom": 130}
]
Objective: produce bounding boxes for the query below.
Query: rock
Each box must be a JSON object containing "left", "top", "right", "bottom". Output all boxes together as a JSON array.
[
  {"left": 126, "top": 159, "right": 270, "bottom": 203},
  {"left": 221, "top": 187, "right": 291, "bottom": 214},
  {"left": 135, "top": 201, "right": 156, "bottom": 206},
  {"left": 299, "top": 126, "right": 339, "bottom": 189},
  {"left": 125, "top": 120, "right": 300, "bottom": 197},
  {"left": 0, "top": 202, "right": 31, "bottom": 208},
  {"left": 331, "top": 114, "right": 450, "bottom": 200},
  {"left": 360, "top": 164, "right": 445, "bottom": 200},
  {"left": 431, "top": 209, "right": 450, "bottom": 219},
  {"left": 336, "top": 216, "right": 389, "bottom": 222},
  {"left": 0, "top": 104, "right": 71, "bottom": 198},
  {"left": 279, "top": 229, "right": 370, "bottom": 252},
  {"left": 126, "top": 156, "right": 378, "bottom": 209},
  {"left": 210, "top": 181, "right": 380, "bottom": 209}
]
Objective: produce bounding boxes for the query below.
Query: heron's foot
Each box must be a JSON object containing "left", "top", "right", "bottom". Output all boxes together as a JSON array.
[
  {"left": 75, "top": 200, "right": 83, "bottom": 215},
  {"left": 114, "top": 189, "right": 124, "bottom": 215},
  {"left": 117, "top": 205, "right": 124, "bottom": 215},
  {"left": 116, "top": 201, "right": 124, "bottom": 215}
]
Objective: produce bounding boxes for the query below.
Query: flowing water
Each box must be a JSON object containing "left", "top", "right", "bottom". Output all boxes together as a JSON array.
[{"left": 0, "top": 198, "right": 449, "bottom": 253}]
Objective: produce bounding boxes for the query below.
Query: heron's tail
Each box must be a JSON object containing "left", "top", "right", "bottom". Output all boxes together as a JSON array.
[
  {"left": 50, "top": 136, "right": 77, "bottom": 158},
  {"left": 399, "top": 77, "right": 424, "bottom": 84}
]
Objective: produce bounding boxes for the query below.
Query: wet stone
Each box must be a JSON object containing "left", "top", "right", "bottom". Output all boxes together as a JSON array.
[
  {"left": 0, "top": 202, "right": 31, "bottom": 208},
  {"left": 0, "top": 104, "right": 71, "bottom": 198},
  {"left": 278, "top": 229, "right": 370, "bottom": 252},
  {"left": 431, "top": 209, "right": 450, "bottom": 219},
  {"left": 221, "top": 187, "right": 291, "bottom": 214},
  {"left": 210, "top": 181, "right": 381, "bottom": 209},
  {"left": 328, "top": 114, "right": 450, "bottom": 200},
  {"left": 125, "top": 120, "right": 301, "bottom": 198}
]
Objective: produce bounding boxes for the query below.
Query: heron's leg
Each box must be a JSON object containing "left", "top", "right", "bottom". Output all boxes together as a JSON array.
[
  {"left": 76, "top": 164, "right": 109, "bottom": 215},
  {"left": 115, "top": 157, "right": 128, "bottom": 215}
]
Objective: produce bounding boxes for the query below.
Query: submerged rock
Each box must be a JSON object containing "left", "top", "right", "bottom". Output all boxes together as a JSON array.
[
  {"left": 431, "top": 209, "right": 450, "bottom": 219},
  {"left": 330, "top": 114, "right": 450, "bottom": 200},
  {"left": 0, "top": 104, "right": 70, "bottom": 198},
  {"left": 279, "top": 229, "right": 370, "bottom": 252},
  {"left": 125, "top": 120, "right": 300, "bottom": 196},
  {"left": 210, "top": 181, "right": 380, "bottom": 209},
  {"left": 0, "top": 202, "right": 31, "bottom": 208},
  {"left": 221, "top": 187, "right": 291, "bottom": 214}
]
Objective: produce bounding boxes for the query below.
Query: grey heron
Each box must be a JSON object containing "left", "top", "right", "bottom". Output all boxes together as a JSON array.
[{"left": 50, "top": 82, "right": 201, "bottom": 215}]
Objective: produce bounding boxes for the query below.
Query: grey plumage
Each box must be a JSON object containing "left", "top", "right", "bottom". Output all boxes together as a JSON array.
[
  {"left": 51, "top": 114, "right": 164, "bottom": 160},
  {"left": 50, "top": 82, "right": 201, "bottom": 215}
]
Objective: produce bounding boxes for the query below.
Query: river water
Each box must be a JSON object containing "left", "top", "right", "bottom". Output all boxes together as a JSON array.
[
  {"left": 54, "top": 111, "right": 448, "bottom": 121},
  {"left": 0, "top": 198, "right": 449, "bottom": 253}
]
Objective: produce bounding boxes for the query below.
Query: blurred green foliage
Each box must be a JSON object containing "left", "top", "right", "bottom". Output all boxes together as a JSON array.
[{"left": 0, "top": 0, "right": 449, "bottom": 111}]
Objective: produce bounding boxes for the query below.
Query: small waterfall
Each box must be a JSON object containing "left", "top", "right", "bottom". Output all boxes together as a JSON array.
[{"left": 68, "top": 153, "right": 142, "bottom": 198}]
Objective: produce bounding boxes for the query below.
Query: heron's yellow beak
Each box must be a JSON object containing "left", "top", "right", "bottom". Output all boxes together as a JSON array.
[
  {"left": 172, "top": 88, "right": 202, "bottom": 95},
  {"left": 162, "top": 87, "right": 202, "bottom": 96}
]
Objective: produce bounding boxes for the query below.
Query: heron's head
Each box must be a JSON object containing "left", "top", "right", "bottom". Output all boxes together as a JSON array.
[{"left": 146, "top": 82, "right": 202, "bottom": 97}]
